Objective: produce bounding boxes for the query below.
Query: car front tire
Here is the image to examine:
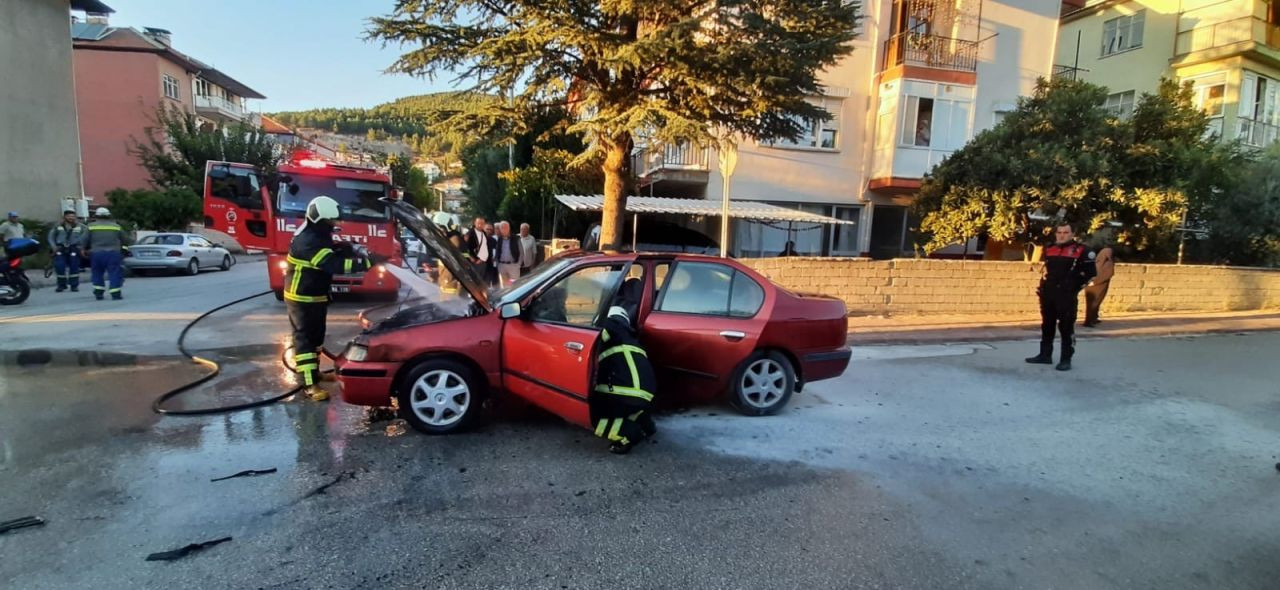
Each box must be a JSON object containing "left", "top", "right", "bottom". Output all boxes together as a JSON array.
[
  {"left": 219, "top": 254, "right": 232, "bottom": 271},
  {"left": 397, "top": 358, "right": 484, "bottom": 434},
  {"left": 729, "top": 351, "right": 796, "bottom": 416}
]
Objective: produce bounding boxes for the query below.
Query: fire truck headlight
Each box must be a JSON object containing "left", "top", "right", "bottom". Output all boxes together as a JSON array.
[{"left": 277, "top": 261, "right": 289, "bottom": 270}]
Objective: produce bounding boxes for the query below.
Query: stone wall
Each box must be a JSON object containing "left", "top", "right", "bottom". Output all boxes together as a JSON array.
[{"left": 740, "top": 258, "right": 1280, "bottom": 316}]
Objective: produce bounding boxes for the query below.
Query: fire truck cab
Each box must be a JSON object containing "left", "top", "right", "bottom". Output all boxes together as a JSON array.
[{"left": 203, "top": 154, "right": 403, "bottom": 300}]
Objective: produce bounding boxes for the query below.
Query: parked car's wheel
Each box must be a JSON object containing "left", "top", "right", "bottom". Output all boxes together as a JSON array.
[
  {"left": 397, "top": 358, "right": 483, "bottom": 434},
  {"left": 729, "top": 351, "right": 796, "bottom": 416},
  {"left": 219, "top": 254, "right": 232, "bottom": 271},
  {"left": 185, "top": 258, "right": 199, "bottom": 276}
]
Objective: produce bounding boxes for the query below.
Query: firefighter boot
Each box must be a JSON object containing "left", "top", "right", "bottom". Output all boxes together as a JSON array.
[{"left": 303, "top": 385, "right": 329, "bottom": 402}]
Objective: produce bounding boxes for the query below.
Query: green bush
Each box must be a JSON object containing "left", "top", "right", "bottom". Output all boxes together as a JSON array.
[{"left": 105, "top": 186, "right": 201, "bottom": 231}]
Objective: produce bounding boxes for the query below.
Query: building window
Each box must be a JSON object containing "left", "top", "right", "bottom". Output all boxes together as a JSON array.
[
  {"left": 772, "top": 97, "right": 841, "bottom": 150},
  {"left": 194, "top": 77, "right": 211, "bottom": 97},
  {"left": 901, "top": 95, "right": 971, "bottom": 150},
  {"left": 1101, "top": 10, "right": 1144, "bottom": 56},
  {"left": 1239, "top": 71, "right": 1280, "bottom": 147},
  {"left": 163, "top": 74, "right": 180, "bottom": 100},
  {"left": 1188, "top": 73, "right": 1227, "bottom": 137},
  {"left": 1104, "top": 90, "right": 1136, "bottom": 119},
  {"left": 829, "top": 206, "right": 861, "bottom": 257}
]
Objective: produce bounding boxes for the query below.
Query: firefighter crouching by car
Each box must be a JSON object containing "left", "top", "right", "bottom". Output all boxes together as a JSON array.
[
  {"left": 49, "top": 209, "right": 86, "bottom": 292},
  {"left": 285, "top": 196, "right": 372, "bottom": 401},
  {"left": 591, "top": 280, "right": 658, "bottom": 454},
  {"left": 80, "top": 207, "right": 130, "bottom": 300}
]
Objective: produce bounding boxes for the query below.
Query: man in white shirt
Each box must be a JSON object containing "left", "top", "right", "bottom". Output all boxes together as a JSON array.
[
  {"left": 519, "top": 223, "right": 537, "bottom": 276},
  {"left": 495, "top": 221, "right": 522, "bottom": 287},
  {"left": 464, "top": 216, "right": 493, "bottom": 281}
]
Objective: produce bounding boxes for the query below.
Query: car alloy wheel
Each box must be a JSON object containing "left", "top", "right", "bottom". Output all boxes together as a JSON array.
[
  {"left": 409, "top": 369, "right": 470, "bottom": 427},
  {"left": 186, "top": 258, "right": 199, "bottom": 276},
  {"left": 730, "top": 351, "right": 795, "bottom": 416},
  {"left": 220, "top": 254, "right": 232, "bottom": 271}
]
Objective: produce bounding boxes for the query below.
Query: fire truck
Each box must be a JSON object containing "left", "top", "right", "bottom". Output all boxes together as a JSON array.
[{"left": 202, "top": 154, "right": 403, "bottom": 300}]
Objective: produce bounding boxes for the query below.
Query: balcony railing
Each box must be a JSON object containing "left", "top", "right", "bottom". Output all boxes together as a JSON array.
[
  {"left": 882, "top": 32, "right": 980, "bottom": 73},
  {"left": 1175, "top": 16, "right": 1280, "bottom": 56},
  {"left": 1238, "top": 118, "right": 1280, "bottom": 147},
  {"left": 633, "top": 143, "right": 711, "bottom": 177},
  {"left": 1052, "top": 64, "right": 1088, "bottom": 81},
  {"left": 194, "top": 94, "right": 245, "bottom": 119}
]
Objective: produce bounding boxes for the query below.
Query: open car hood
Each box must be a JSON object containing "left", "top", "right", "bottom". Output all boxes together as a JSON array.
[{"left": 385, "top": 200, "right": 491, "bottom": 310}]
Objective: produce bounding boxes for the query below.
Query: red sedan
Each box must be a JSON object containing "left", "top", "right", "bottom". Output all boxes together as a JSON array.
[{"left": 336, "top": 201, "right": 852, "bottom": 434}]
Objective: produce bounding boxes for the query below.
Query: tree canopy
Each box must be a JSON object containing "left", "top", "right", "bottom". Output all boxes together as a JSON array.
[
  {"left": 367, "top": 0, "right": 859, "bottom": 248},
  {"left": 129, "top": 105, "right": 277, "bottom": 197},
  {"left": 913, "top": 78, "right": 1238, "bottom": 260}
]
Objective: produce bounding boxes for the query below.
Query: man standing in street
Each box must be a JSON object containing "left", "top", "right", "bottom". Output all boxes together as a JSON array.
[
  {"left": 464, "top": 216, "right": 493, "bottom": 284},
  {"left": 1027, "top": 222, "right": 1096, "bottom": 371},
  {"left": 48, "top": 210, "right": 87, "bottom": 292},
  {"left": 1, "top": 211, "right": 25, "bottom": 241},
  {"left": 494, "top": 221, "right": 522, "bottom": 287},
  {"left": 1084, "top": 243, "right": 1115, "bottom": 327},
  {"left": 283, "top": 196, "right": 370, "bottom": 401},
  {"left": 81, "top": 207, "right": 130, "bottom": 301},
  {"left": 519, "top": 223, "right": 538, "bottom": 276}
]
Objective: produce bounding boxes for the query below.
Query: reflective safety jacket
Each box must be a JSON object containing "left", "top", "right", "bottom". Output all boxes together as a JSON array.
[
  {"left": 49, "top": 222, "right": 87, "bottom": 250},
  {"left": 592, "top": 314, "right": 657, "bottom": 408},
  {"left": 80, "top": 220, "right": 130, "bottom": 252},
  {"left": 283, "top": 223, "right": 369, "bottom": 304}
]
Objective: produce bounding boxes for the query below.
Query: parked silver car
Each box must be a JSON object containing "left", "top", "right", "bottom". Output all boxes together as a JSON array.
[{"left": 124, "top": 233, "right": 233, "bottom": 276}]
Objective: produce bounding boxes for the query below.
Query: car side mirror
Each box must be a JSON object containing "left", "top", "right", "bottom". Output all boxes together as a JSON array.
[{"left": 499, "top": 302, "right": 522, "bottom": 320}]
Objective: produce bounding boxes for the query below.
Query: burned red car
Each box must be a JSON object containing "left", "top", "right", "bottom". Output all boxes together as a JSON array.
[{"left": 336, "top": 201, "right": 852, "bottom": 434}]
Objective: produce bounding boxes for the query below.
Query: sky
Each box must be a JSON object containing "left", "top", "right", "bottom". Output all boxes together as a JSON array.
[{"left": 102, "top": 0, "right": 460, "bottom": 112}]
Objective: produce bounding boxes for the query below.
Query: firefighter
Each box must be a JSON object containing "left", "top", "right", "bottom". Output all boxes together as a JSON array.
[
  {"left": 591, "top": 280, "right": 658, "bottom": 454},
  {"left": 1026, "top": 222, "right": 1096, "bottom": 371},
  {"left": 49, "top": 210, "right": 87, "bottom": 292},
  {"left": 80, "top": 207, "right": 130, "bottom": 300},
  {"left": 284, "top": 195, "right": 370, "bottom": 401}
]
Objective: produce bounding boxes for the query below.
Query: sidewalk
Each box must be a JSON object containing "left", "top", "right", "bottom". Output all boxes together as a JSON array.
[{"left": 847, "top": 309, "right": 1280, "bottom": 345}]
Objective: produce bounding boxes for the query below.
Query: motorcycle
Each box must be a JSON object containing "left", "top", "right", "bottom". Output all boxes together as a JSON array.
[{"left": 1, "top": 238, "right": 38, "bottom": 305}]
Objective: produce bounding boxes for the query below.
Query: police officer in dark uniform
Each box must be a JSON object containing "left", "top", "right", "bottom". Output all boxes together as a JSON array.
[
  {"left": 284, "top": 196, "right": 370, "bottom": 400},
  {"left": 1026, "top": 222, "right": 1096, "bottom": 371},
  {"left": 591, "top": 279, "right": 657, "bottom": 454}
]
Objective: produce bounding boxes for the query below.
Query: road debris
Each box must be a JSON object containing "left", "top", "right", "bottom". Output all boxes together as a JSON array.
[
  {"left": 210, "top": 468, "right": 278, "bottom": 482},
  {"left": 0, "top": 516, "right": 45, "bottom": 535},
  {"left": 145, "top": 536, "right": 232, "bottom": 561},
  {"left": 303, "top": 471, "right": 354, "bottom": 499}
]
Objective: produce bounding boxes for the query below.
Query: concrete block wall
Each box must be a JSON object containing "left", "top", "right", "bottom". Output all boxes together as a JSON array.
[{"left": 740, "top": 258, "right": 1280, "bottom": 315}]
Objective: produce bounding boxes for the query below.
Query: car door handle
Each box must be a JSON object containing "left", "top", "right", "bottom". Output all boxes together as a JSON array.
[
  {"left": 564, "top": 341, "right": 584, "bottom": 352},
  {"left": 720, "top": 330, "right": 746, "bottom": 340}
]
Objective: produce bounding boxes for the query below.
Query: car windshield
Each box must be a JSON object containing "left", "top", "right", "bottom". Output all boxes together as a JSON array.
[
  {"left": 139, "top": 235, "right": 184, "bottom": 245},
  {"left": 277, "top": 174, "right": 388, "bottom": 223},
  {"left": 492, "top": 258, "right": 573, "bottom": 306}
]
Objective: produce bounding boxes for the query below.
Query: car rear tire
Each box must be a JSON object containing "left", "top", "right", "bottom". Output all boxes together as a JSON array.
[
  {"left": 729, "top": 351, "right": 796, "bottom": 416},
  {"left": 219, "top": 254, "right": 232, "bottom": 271},
  {"left": 186, "top": 258, "right": 199, "bottom": 276},
  {"left": 397, "top": 358, "right": 484, "bottom": 434}
]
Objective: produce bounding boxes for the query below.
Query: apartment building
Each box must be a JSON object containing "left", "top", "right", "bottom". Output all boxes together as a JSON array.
[
  {"left": 71, "top": 14, "right": 265, "bottom": 198},
  {"left": 1, "top": 0, "right": 112, "bottom": 221},
  {"left": 635, "top": 0, "right": 1061, "bottom": 258},
  {"left": 1057, "top": 0, "right": 1280, "bottom": 148}
]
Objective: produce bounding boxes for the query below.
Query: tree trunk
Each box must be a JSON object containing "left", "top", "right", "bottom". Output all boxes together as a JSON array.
[{"left": 599, "top": 136, "right": 632, "bottom": 250}]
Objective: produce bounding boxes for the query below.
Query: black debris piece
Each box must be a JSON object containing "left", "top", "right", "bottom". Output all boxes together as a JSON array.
[
  {"left": 0, "top": 516, "right": 45, "bottom": 535},
  {"left": 303, "top": 471, "right": 354, "bottom": 499},
  {"left": 210, "top": 468, "right": 278, "bottom": 482},
  {"left": 145, "top": 536, "right": 232, "bottom": 561}
]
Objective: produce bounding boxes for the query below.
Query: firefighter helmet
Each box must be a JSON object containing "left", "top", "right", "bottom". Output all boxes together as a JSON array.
[
  {"left": 305, "top": 196, "right": 341, "bottom": 224},
  {"left": 95, "top": 207, "right": 111, "bottom": 218}
]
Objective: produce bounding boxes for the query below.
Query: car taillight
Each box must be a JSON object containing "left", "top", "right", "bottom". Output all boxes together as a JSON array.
[
  {"left": 8, "top": 258, "right": 19, "bottom": 268},
  {"left": 167, "top": 250, "right": 182, "bottom": 257}
]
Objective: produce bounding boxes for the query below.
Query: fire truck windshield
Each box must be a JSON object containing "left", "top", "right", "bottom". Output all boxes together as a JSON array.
[{"left": 277, "top": 175, "right": 389, "bottom": 223}]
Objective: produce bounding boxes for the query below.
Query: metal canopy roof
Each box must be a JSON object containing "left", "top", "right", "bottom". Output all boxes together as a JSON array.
[{"left": 554, "top": 195, "right": 855, "bottom": 225}]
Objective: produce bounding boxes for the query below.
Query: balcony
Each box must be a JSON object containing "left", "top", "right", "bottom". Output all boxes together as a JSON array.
[
  {"left": 882, "top": 32, "right": 980, "bottom": 74},
  {"left": 194, "top": 94, "right": 247, "bottom": 122},
  {"left": 1174, "top": 16, "right": 1280, "bottom": 66},
  {"left": 1238, "top": 118, "right": 1280, "bottom": 148},
  {"left": 1051, "top": 64, "right": 1088, "bottom": 81},
  {"left": 632, "top": 143, "right": 711, "bottom": 195}
]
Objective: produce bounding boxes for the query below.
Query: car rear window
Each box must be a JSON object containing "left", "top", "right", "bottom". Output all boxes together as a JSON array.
[{"left": 139, "top": 235, "right": 184, "bottom": 245}]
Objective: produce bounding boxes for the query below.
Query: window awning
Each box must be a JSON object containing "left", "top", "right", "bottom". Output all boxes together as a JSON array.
[{"left": 553, "top": 195, "right": 855, "bottom": 225}]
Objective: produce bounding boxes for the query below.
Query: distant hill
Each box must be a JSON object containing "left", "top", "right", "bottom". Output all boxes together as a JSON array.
[{"left": 269, "top": 91, "right": 495, "bottom": 137}]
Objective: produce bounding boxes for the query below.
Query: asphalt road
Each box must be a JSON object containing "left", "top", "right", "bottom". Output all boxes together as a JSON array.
[{"left": 1, "top": 300, "right": 1277, "bottom": 589}]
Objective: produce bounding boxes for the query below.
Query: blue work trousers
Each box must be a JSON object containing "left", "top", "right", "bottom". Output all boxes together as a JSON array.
[{"left": 90, "top": 250, "right": 124, "bottom": 297}]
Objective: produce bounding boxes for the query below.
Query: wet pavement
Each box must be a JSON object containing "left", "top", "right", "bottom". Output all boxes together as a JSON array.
[{"left": 2, "top": 327, "right": 1279, "bottom": 589}]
